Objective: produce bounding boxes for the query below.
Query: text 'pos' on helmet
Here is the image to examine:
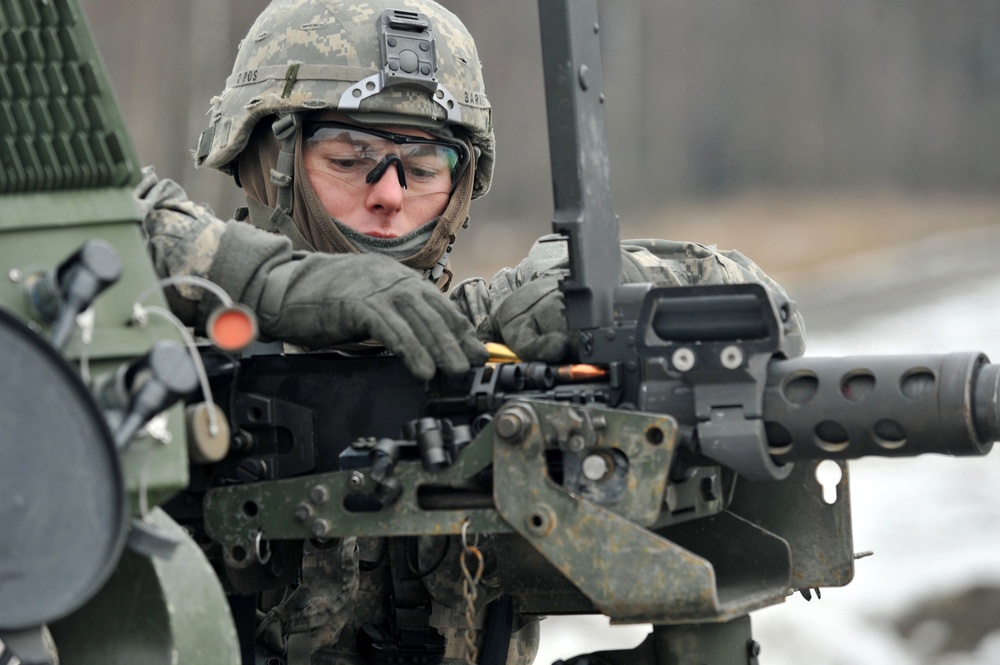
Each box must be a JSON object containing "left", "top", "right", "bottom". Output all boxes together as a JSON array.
[{"left": 195, "top": 0, "right": 495, "bottom": 199}]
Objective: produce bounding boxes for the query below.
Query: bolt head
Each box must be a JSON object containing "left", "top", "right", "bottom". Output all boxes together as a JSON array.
[
  {"left": 309, "top": 485, "right": 329, "bottom": 505},
  {"left": 566, "top": 433, "right": 586, "bottom": 452},
  {"left": 720, "top": 345, "right": 744, "bottom": 369},
  {"left": 495, "top": 406, "right": 531, "bottom": 442},
  {"left": 526, "top": 505, "right": 556, "bottom": 536},
  {"left": 582, "top": 453, "right": 610, "bottom": 481},
  {"left": 311, "top": 519, "right": 330, "bottom": 538},
  {"left": 294, "top": 503, "right": 312, "bottom": 523},
  {"left": 672, "top": 347, "right": 695, "bottom": 372}
]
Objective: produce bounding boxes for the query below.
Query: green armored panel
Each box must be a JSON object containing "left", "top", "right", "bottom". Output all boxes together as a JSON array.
[
  {"left": 1, "top": 3, "right": 238, "bottom": 661},
  {"left": 0, "top": 0, "right": 138, "bottom": 194},
  {"left": 0, "top": 0, "right": 192, "bottom": 513}
]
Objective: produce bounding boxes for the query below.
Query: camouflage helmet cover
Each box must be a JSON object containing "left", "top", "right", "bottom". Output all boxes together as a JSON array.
[{"left": 195, "top": 0, "right": 495, "bottom": 198}]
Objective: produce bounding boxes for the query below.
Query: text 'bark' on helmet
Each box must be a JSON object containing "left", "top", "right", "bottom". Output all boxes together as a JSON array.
[{"left": 194, "top": 0, "right": 495, "bottom": 198}]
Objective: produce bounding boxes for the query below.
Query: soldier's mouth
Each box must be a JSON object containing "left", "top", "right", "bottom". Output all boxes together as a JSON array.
[{"left": 364, "top": 231, "right": 398, "bottom": 239}]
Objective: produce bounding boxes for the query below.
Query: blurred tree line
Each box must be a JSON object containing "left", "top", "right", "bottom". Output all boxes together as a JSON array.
[{"left": 80, "top": 0, "right": 1000, "bottom": 226}]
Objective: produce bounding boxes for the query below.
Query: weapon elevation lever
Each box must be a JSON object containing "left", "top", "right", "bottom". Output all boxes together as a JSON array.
[{"left": 538, "top": 0, "right": 621, "bottom": 333}]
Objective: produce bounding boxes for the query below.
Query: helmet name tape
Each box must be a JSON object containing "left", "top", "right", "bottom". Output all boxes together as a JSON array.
[
  {"left": 338, "top": 9, "right": 461, "bottom": 123},
  {"left": 225, "top": 64, "right": 377, "bottom": 90}
]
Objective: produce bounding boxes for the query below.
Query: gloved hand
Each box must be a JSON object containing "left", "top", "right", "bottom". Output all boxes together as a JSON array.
[
  {"left": 135, "top": 167, "right": 484, "bottom": 380},
  {"left": 488, "top": 276, "right": 570, "bottom": 363},
  {"left": 211, "top": 223, "right": 486, "bottom": 381},
  {"left": 133, "top": 166, "right": 229, "bottom": 322},
  {"left": 134, "top": 166, "right": 176, "bottom": 218},
  {"left": 134, "top": 166, "right": 219, "bottom": 224}
]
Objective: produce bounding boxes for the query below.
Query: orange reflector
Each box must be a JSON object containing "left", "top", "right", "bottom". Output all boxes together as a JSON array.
[{"left": 207, "top": 305, "right": 258, "bottom": 353}]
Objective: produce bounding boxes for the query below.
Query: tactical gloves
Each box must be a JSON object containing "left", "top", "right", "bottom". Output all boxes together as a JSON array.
[
  {"left": 463, "top": 235, "right": 807, "bottom": 363},
  {"left": 135, "top": 169, "right": 486, "bottom": 380},
  {"left": 214, "top": 223, "right": 488, "bottom": 380},
  {"left": 487, "top": 276, "right": 570, "bottom": 363}
]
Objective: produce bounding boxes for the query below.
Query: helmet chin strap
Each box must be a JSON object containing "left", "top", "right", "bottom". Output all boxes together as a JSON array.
[
  {"left": 269, "top": 113, "right": 303, "bottom": 216},
  {"left": 426, "top": 239, "right": 453, "bottom": 283}
]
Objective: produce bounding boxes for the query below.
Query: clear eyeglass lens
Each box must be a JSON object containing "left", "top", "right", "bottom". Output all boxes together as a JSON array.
[{"left": 305, "top": 125, "right": 462, "bottom": 196}]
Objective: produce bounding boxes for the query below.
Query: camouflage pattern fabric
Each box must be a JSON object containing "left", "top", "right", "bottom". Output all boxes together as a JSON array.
[
  {"left": 197, "top": 0, "right": 495, "bottom": 199},
  {"left": 304, "top": 536, "right": 540, "bottom": 665},
  {"left": 451, "top": 233, "right": 808, "bottom": 359},
  {"left": 134, "top": 167, "right": 228, "bottom": 323}
]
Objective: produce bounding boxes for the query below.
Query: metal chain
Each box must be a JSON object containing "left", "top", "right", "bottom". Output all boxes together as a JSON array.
[{"left": 460, "top": 520, "right": 484, "bottom": 665}]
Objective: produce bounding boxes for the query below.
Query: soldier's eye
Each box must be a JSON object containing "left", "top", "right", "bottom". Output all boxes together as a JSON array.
[
  {"left": 326, "top": 156, "right": 372, "bottom": 172},
  {"left": 407, "top": 163, "right": 442, "bottom": 181}
]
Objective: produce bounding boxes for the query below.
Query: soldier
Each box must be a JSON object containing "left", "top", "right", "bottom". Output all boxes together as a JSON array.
[{"left": 135, "top": 0, "right": 805, "bottom": 663}]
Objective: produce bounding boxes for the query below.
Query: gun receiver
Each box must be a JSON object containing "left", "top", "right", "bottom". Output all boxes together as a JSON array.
[{"left": 198, "top": 282, "right": 999, "bottom": 625}]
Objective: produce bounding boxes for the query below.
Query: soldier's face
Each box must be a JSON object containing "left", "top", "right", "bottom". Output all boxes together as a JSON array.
[{"left": 303, "top": 125, "right": 451, "bottom": 238}]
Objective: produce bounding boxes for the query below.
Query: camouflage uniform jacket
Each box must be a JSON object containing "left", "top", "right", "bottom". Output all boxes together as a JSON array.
[{"left": 450, "top": 233, "right": 807, "bottom": 359}]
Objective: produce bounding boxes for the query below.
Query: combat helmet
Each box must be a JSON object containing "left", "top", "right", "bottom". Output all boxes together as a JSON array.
[{"left": 195, "top": 0, "right": 494, "bottom": 199}]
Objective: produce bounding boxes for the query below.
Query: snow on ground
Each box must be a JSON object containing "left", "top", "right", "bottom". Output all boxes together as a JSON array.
[
  {"left": 534, "top": 232, "right": 1000, "bottom": 665},
  {"left": 752, "top": 273, "right": 1000, "bottom": 665}
]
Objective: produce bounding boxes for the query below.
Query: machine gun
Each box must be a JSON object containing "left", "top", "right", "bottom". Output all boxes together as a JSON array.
[
  {"left": 194, "top": 294, "right": 1000, "bottom": 664},
  {"left": 0, "top": 1, "right": 997, "bottom": 665}
]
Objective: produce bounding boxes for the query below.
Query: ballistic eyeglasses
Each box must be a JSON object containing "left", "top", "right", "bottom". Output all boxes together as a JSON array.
[{"left": 303, "top": 122, "right": 470, "bottom": 197}]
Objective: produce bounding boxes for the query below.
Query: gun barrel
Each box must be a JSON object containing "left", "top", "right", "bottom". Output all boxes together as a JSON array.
[{"left": 763, "top": 352, "right": 998, "bottom": 461}]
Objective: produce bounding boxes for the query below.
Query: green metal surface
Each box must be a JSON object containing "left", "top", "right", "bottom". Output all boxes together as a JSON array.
[
  {"left": 0, "top": 0, "right": 139, "bottom": 194},
  {"left": 0, "top": 221, "right": 191, "bottom": 513},
  {"left": 577, "top": 617, "right": 759, "bottom": 665},
  {"left": 203, "top": 400, "right": 681, "bottom": 570},
  {"left": 0, "top": 188, "right": 139, "bottom": 230},
  {"left": 204, "top": 423, "right": 511, "bottom": 562},
  {"left": 205, "top": 399, "right": 800, "bottom": 624},
  {"left": 493, "top": 407, "right": 712, "bottom": 622},
  {"left": 492, "top": 402, "right": 790, "bottom": 623},
  {"left": 651, "top": 617, "right": 757, "bottom": 665},
  {"left": 0, "top": 0, "right": 233, "bottom": 660},
  {"left": 511, "top": 400, "right": 678, "bottom": 527},
  {"left": 730, "top": 460, "right": 855, "bottom": 589},
  {"left": 49, "top": 509, "right": 240, "bottom": 665},
  {"left": 1, "top": 222, "right": 180, "bottom": 354},
  {"left": 0, "top": 0, "right": 189, "bottom": 514}
]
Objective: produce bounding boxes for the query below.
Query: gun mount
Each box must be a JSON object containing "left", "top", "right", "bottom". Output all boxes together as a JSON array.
[{"left": 193, "top": 281, "right": 999, "bottom": 632}]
